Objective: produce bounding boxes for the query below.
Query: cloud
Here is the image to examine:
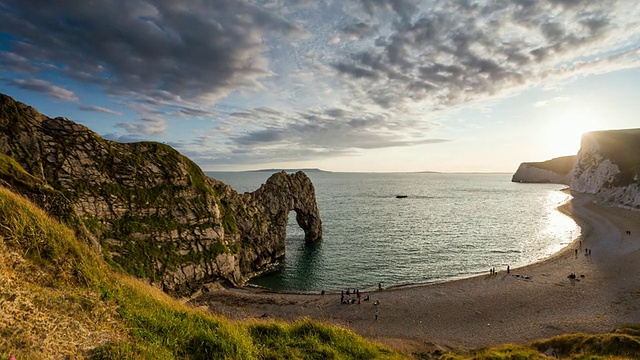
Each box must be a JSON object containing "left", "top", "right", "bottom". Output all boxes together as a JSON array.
[
  {"left": 533, "top": 96, "right": 572, "bottom": 108},
  {"left": 79, "top": 105, "right": 123, "bottom": 116},
  {"left": 116, "top": 117, "right": 168, "bottom": 135},
  {"left": 231, "top": 108, "right": 448, "bottom": 153},
  {"left": 7, "top": 78, "right": 78, "bottom": 102},
  {"left": 332, "top": 1, "right": 639, "bottom": 110},
  {"left": 0, "top": 52, "right": 39, "bottom": 73},
  {"left": 0, "top": 0, "right": 306, "bottom": 103},
  {"left": 0, "top": 0, "right": 638, "bottom": 170}
]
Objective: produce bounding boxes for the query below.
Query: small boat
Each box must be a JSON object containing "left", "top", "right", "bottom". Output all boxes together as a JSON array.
[{"left": 395, "top": 195, "right": 408, "bottom": 198}]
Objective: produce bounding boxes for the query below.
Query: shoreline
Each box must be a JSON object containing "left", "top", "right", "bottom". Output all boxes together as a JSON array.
[{"left": 190, "top": 191, "right": 640, "bottom": 353}]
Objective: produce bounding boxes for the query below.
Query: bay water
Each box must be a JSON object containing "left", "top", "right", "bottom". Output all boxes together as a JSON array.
[{"left": 206, "top": 171, "right": 579, "bottom": 292}]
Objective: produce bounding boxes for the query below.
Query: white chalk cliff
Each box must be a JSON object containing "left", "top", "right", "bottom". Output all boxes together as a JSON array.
[
  {"left": 512, "top": 163, "right": 571, "bottom": 185},
  {"left": 569, "top": 130, "right": 640, "bottom": 210},
  {"left": 514, "top": 129, "right": 640, "bottom": 211},
  {"left": 512, "top": 156, "right": 575, "bottom": 185}
]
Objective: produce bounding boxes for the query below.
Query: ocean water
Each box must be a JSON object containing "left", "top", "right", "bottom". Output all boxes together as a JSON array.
[{"left": 206, "top": 171, "right": 579, "bottom": 292}]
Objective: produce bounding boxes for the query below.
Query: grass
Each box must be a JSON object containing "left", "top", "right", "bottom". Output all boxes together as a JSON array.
[
  {"left": 1, "top": 182, "right": 640, "bottom": 359},
  {"left": 0, "top": 185, "right": 404, "bottom": 359},
  {"left": 0, "top": 153, "right": 45, "bottom": 189},
  {"left": 524, "top": 155, "right": 576, "bottom": 176}
]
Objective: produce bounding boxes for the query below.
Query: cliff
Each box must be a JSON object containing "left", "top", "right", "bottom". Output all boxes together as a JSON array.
[
  {"left": 570, "top": 129, "right": 640, "bottom": 210},
  {"left": 513, "top": 129, "right": 640, "bottom": 211},
  {"left": 0, "top": 93, "right": 322, "bottom": 297},
  {"left": 512, "top": 156, "right": 575, "bottom": 185}
]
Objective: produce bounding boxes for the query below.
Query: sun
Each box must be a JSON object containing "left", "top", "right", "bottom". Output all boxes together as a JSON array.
[{"left": 543, "top": 109, "right": 601, "bottom": 157}]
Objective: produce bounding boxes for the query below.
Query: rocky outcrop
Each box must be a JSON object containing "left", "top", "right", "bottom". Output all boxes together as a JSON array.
[
  {"left": 512, "top": 129, "right": 640, "bottom": 211},
  {"left": 0, "top": 93, "right": 322, "bottom": 296},
  {"left": 511, "top": 156, "right": 575, "bottom": 185},
  {"left": 569, "top": 129, "right": 640, "bottom": 210}
]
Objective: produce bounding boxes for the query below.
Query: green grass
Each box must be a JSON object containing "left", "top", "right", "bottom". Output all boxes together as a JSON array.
[
  {"left": 0, "top": 185, "right": 404, "bottom": 359},
  {"left": 0, "top": 153, "right": 45, "bottom": 189},
  {"left": 2, "top": 180, "right": 640, "bottom": 359},
  {"left": 532, "top": 329, "right": 640, "bottom": 359},
  {"left": 248, "top": 319, "right": 398, "bottom": 359}
]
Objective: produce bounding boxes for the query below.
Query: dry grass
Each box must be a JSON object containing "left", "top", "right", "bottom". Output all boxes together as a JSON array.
[
  {"left": 0, "top": 240, "right": 124, "bottom": 359},
  {"left": 0, "top": 185, "right": 404, "bottom": 359},
  {"left": 1, "top": 182, "right": 639, "bottom": 359}
]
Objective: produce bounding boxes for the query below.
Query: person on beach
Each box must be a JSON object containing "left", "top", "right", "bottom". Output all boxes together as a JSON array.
[
  {"left": 341, "top": 290, "right": 344, "bottom": 304},
  {"left": 507, "top": 265, "right": 510, "bottom": 274}
]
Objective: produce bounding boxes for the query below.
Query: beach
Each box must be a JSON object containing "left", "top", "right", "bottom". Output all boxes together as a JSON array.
[{"left": 190, "top": 192, "right": 640, "bottom": 353}]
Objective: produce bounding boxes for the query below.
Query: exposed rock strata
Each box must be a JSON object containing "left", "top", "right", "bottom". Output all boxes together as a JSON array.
[
  {"left": 513, "top": 129, "right": 640, "bottom": 211},
  {"left": 0, "top": 93, "right": 322, "bottom": 296},
  {"left": 569, "top": 129, "right": 640, "bottom": 210}
]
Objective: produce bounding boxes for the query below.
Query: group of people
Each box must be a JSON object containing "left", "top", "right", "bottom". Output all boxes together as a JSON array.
[
  {"left": 574, "top": 247, "right": 592, "bottom": 258},
  {"left": 340, "top": 288, "right": 370, "bottom": 304},
  {"left": 489, "top": 265, "right": 511, "bottom": 275}
]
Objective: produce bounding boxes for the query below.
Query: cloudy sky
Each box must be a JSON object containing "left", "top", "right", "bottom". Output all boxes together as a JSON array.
[{"left": 1, "top": 0, "right": 639, "bottom": 172}]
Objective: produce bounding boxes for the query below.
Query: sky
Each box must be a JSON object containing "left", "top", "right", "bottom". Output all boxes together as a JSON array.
[{"left": 1, "top": 0, "right": 639, "bottom": 173}]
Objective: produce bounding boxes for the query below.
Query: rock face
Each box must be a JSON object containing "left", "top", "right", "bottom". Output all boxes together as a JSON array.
[
  {"left": 569, "top": 129, "right": 640, "bottom": 210},
  {"left": 513, "top": 129, "right": 640, "bottom": 211},
  {"left": 512, "top": 156, "right": 575, "bottom": 185},
  {"left": 0, "top": 93, "right": 322, "bottom": 296}
]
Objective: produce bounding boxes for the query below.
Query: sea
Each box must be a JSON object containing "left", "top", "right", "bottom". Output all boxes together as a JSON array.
[{"left": 206, "top": 171, "right": 580, "bottom": 292}]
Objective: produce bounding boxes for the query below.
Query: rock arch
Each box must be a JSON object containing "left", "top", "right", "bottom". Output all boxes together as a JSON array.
[{"left": 252, "top": 171, "right": 322, "bottom": 243}]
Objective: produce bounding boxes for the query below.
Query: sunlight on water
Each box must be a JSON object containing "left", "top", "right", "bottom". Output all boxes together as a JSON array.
[
  {"left": 540, "top": 191, "right": 581, "bottom": 257},
  {"left": 207, "top": 172, "right": 581, "bottom": 292}
]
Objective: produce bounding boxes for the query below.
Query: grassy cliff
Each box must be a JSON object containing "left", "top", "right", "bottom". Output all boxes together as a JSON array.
[
  {"left": 0, "top": 183, "right": 403, "bottom": 359},
  {"left": 521, "top": 155, "right": 576, "bottom": 175}
]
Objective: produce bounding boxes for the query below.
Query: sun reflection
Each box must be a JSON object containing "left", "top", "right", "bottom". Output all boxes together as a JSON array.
[{"left": 540, "top": 190, "right": 581, "bottom": 256}]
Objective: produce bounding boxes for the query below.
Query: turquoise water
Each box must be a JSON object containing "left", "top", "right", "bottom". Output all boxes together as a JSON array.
[{"left": 207, "top": 171, "right": 579, "bottom": 292}]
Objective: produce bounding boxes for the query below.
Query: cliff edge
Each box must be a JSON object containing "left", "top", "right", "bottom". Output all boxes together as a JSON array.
[
  {"left": 512, "top": 156, "right": 575, "bottom": 185},
  {"left": 0, "top": 93, "right": 322, "bottom": 296},
  {"left": 570, "top": 129, "right": 640, "bottom": 209},
  {"left": 513, "top": 129, "right": 640, "bottom": 210}
]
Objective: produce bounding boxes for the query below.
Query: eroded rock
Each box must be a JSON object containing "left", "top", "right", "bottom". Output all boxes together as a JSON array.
[{"left": 0, "top": 93, "right": 322, "bottom": 297}]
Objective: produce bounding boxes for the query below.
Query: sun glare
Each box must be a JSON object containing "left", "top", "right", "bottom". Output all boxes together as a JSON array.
[{"left": 543, "top": 109, "right": 601, "bottom": 157}]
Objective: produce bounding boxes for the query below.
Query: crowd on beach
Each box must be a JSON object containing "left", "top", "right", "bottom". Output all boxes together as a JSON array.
[
  {"left": 339, "top": 287, "right": 382, "bottom": 320},
  {"left": 340, "top": 288, "right": 371, "bottom": 305}
]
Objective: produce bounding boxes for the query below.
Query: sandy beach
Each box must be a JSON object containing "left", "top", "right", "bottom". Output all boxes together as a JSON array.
[{"left": 190, "top": 192, "right": 640, "bottom": 353}]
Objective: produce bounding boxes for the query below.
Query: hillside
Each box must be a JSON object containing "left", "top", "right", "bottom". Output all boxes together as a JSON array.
[
  {"left": 0, "top": 93, "right": 322, "bottom": 297},
  {"left": 3, "top": 182, "right": 640, "bottom": 360},
  {"left": 0, "top": 182, "right": 403, "bottom": 359}
]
